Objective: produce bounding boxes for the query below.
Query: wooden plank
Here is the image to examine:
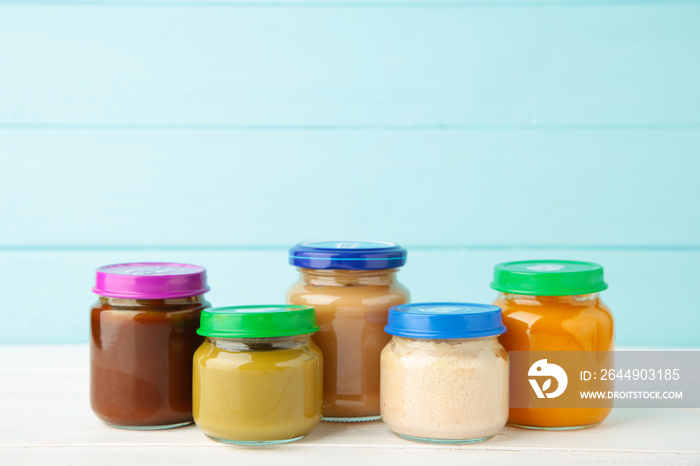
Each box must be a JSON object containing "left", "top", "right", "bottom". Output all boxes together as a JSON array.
[
  {"left": 0, "top": 346, "right": 698, "bottom": 466},
  {"left": 0, "top": 3, "right": 698, "bottom": 126},
  {"left": 0, "top": 248, "right": 698, "bottom": 346},
  {"left": 2, "top": 445, "right": 697, "bottom": 466},
  {"left": 1, "top": 129, "right": 699, "bottom": 247}
]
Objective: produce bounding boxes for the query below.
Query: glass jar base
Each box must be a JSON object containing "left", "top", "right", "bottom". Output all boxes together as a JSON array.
[
  {"left": 206, "top": 434, "right": 306, "bottom": 446},
  {"left": 395, "top": 433, "right": 495, "bottom": 445},
  {"left": 106, "top": 421, "right": 192, "bottom": 430},
  {"left": 322, "top": 415, "right": 381, "bottom": 423},
  {"left": 507, "top": 422, "right": 600, "bottom": 431}
]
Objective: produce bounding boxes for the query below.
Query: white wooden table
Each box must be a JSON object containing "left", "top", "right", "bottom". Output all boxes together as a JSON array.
[{"left": 1, "top": 346, "right": 698, "bottom": 465}]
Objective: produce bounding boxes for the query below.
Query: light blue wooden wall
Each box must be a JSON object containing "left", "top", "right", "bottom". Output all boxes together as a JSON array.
[{"left": 0, "top": 0, "right": 699, "bottom": 346}]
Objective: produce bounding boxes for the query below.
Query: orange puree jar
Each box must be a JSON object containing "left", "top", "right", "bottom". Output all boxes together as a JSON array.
[{"left": 491, "top": 260, "right": 614, "bottom": 430}]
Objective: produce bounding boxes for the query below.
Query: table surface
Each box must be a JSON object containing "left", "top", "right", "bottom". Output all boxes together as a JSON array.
[{"left": 1, "top": 345, "right": 698, "bottom": 466}]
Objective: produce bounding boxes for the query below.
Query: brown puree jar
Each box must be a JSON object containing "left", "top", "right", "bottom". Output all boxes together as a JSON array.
[
  {"left": 286, "top": 241, "right": 409, "bottom": 422},
  {"left": 90, "top": 263, "right": 211, "bottom": 429}
]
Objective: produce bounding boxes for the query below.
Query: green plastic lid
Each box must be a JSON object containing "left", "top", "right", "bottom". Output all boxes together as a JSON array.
[
  {"left": 490, "top": 260, "right": 608, "bottom": 296},
  {"left": 197, "top": 305, "right": 319, "bottom": 338}
]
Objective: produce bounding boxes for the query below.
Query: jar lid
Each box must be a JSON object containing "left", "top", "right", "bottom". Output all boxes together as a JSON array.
[
  {"left": 197, "top": 305, "right": 320, "bottom": 338},
  {"left": 289, "top": 241, "right": 407, "bottom": 270},
  {"left": 385, "top": 302, "right": 506, "bottom": 339},
  {"left": 491, "top": 260, "right": 608, "bottom": 296},
  {"left": 93, "top": 262, "right": 210, "bottom": 299}
]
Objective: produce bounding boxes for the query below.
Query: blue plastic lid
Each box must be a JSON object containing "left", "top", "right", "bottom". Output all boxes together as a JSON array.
[
  {"left": 289, "top": 241, "right": 407, "bottom": 270},
  {"left": 385, "top": 302, "right": 506, "bottom": 339}
]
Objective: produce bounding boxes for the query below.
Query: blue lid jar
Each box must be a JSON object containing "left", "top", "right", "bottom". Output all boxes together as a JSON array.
[
  {"left": 385, "top": 302, "right": 506, "bottom": 339},
  {"left": 289, "top": 241, "right": 407, "bottom": 270}
]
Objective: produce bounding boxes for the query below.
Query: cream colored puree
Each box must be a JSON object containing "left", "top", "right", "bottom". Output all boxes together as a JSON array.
[
  {"left": 381, "top": 336, "right": 509, "bottom": 440},
  {"left": 287, "top": 268, "right": 409, "bottom": 419}
]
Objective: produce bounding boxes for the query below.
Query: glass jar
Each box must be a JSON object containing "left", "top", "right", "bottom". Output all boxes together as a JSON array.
[
  {"left": 286, "top": 241, "right": 409, "bottom": 422},
  {"left": 491, "top": 260, "right": 614, "bottom": 430},
  {"left": 381, "top": 303, "right": 509, "bottom": 444},
  {"left": 90, "top": 262, "right": 210, "bottom": 429},
  {"left": 193, "top": 305, "right": 322, "bottom": 445}
]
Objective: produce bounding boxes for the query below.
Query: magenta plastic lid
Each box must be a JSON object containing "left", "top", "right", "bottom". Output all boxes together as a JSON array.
[{"left": 93, "top": 262, "right": 210, "bottom": 299}]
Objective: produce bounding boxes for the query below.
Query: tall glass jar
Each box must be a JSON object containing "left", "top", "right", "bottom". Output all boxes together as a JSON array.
[
  {"left": 90, "top": 263, "right": 210, "bottom": 429},
  {"left": 193, "top": 305, "right": 322, "bottom": 445},
  {"left": 381, "top": 303, "right": 509, "bottom": 444},
  {"left": 286, "top": 241, "right": 409, "bottom": 422},
  {"left": 491, "top": 260, "right": 614, "bottom": 430}
]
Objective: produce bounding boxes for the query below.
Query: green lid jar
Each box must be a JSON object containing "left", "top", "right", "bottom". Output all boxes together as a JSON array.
[
  {"left": 490, "top": 261, "right": 614, "bottom": 430},
  {"left": 193, "top": 305, "right": 322, "bottom": 445}
]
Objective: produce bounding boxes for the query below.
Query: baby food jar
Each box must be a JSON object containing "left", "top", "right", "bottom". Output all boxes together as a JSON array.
[
  {"left": 491, "top": 260, "right": 614, "bottom": 430},
  {"left": 286, "top": 241, "right": 409, "bottom": 422},
  {"left": 90, "top": 262, "right": 210, "bottom": 429},
  {"left": 193, "top": 305, "right": 322, "bottom": 445},
  {"left": 381, "top": 303, "right": 509, "bottom": 444}
]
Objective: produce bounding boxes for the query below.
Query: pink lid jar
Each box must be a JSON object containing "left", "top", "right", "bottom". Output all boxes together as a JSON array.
[{"left": 90, "top": 263, "right": 211, "bottom": 429}]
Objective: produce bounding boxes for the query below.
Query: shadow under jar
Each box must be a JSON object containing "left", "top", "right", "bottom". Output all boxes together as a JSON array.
[
  {"left": 286, "top": 241, "right": 409, "bottom": 422},
  {"left": 90, "top": 262, "right": 211, "bottom": 430}
]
